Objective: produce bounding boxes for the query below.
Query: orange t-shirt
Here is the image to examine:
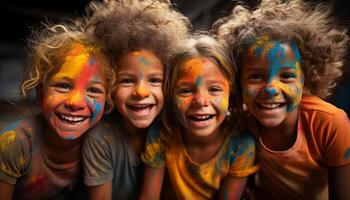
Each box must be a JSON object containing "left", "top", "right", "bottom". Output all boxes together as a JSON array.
[{"left": 251, "top": 95, "right": 350, "bottom": 200}]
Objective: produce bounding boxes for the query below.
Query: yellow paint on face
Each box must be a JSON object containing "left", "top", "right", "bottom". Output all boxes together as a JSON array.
[
  {"left": 52, "top": 44, "right": 89, "bottom": 82},
  {"left": 136, "top": 85, "right": 149, "bottom": 98},
  {"left": 0, "top": 130, "right": 16, "bottom": 151}
]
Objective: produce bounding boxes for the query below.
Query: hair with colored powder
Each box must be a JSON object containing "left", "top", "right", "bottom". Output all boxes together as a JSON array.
[
  {"left": 215, "top": 0, "right": 349, "bottom": 98},
  {"left": 163, "top": 33, "right": 243, "bottom": 135},
  {"left": 84, "top": 0, "right": 190, "bottom": 67},
  {"left": 21, "top": 22, "right": 116, "bottom": 112}
]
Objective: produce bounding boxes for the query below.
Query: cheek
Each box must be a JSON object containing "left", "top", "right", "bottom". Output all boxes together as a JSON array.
[
  {"left": 86, "top": 97, "right": 105, "bottom": 123},
  {"left": 243, "top": 86, "right": 260, "bottom": 102},
  {"left": 213, "top": 96, "right": 229, "bottom": 113},
  {"left": 279, "top": 82, "right": 303, "bottom": 101},
  {"left": 175, "top": 96, "right": 191, "bottom": 114}
]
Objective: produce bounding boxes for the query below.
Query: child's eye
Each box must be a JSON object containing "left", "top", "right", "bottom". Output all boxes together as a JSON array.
[
  {"left": 87, "top": 87, "right": 103, "bottom": 94},
  {"left": 53, "top": 82, "right": 71, "bottom": 92},
  {"left": 209, "top": 86, "right": 223, "bottom": 94},
  {"left": 149, "top": 78, "right": 163, "bottom": 85},
  {"left": 119, "top": 78, "right": 134, "bottom": 86},
  {"left": 178, "top": 88, "right": 192, "bottom": 96},
  {"left": 248, "top": 74, "right": 263, "bottom": 81},
  {"left": 280, "top": 72, "right": 297, "bottom": 80}
]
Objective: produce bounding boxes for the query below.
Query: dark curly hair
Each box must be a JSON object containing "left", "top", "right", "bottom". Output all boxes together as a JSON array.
[
  {"left": 215, "top": 0, "right": 349, "bottom": 98},
  {"left": 85, "top": 0, "right": 191, "bottom": 65}
]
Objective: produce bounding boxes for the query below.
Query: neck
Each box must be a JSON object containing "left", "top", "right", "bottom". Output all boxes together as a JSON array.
[
  {"left": 45, "top": 125, "right": 81, "bottom": 164},
  {"left": 259, "top": 108, "right": 299, "bottom": 151},
  {"left": 123, "top": 120, "right": 147, "bottom": 156}
]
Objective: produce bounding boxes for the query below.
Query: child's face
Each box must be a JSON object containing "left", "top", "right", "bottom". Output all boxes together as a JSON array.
[
  {"left": 114, "top": 50, "right": 164, "bottom": 130},
  {"left": 42, "top": 44, "right": 106, "bottom": 140},
  {"left": 241, "top": 39, "right": 304, "bottom": 127},
  {"left": 175, "top": 57, "right": 229, "bottom": 138}
]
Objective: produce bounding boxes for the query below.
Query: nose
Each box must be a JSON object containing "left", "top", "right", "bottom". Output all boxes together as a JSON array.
[
  {"left": 263, "top": 84, "right": 279, "bottom": 97},
  {"left": 192, "top": 90, "right": 208, "bottom": 106},
  {"left": 132, "top": 83, "right": 150, "bottom": 99},
  {"left": 65, "top": 90, "right": 87, "bottom": 110}
]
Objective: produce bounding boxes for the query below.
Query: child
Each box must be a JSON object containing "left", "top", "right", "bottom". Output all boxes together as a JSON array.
[
  {"left": 216, "top": 0, "right": 350, "bottom": 199},
  {"left": 140, "top": 34, "right": 259, "bottom": 200},
  {"left": 0, "top": 22, "right": 115, "bottom": 199},
  {"left": 80, "top": 0, "right": 190, "bottom": 199}
]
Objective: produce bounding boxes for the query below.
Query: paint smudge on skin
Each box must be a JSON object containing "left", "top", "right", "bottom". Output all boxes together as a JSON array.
[
  {"left": 195, "top": 76, "right": 203, "bottom": 87},
  {"left": 88, "top": 98, "right": 103, "bottom": 124},
  {"left": 0, "top": 130, "right": 16, "bottom": 151},
  {"left": 344, "top": 148, "right": 350, "bottom": 160},
  {"left": 139, "top": 56, "right": 150, "bottom": 66}
]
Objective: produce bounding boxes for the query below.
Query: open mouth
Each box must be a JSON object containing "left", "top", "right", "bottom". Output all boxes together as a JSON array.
[
  {"left": 257, "top": 103, "right": 287, "bottom": 109},
  {"left": 127, "top": 104, "right": 154, "bottom": 116},
  {"left": 188, "top": 114, "right": 215, "bottom": 121},
  {"left": 56, "top": 113, "right": 88, "bottom": 124}
]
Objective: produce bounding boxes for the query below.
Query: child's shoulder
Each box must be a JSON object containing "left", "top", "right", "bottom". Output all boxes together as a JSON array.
[
  {"left": 301, "top": 95, "right": 348, "bottom": 118},
  {"left": 0, "top": 115, "right": 43, "bottom": 142},
  {"left": 226, "top": 130, "right": 256, "bottom": 149}
]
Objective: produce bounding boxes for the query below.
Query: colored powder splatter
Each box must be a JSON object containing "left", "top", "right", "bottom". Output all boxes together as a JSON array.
[
  {"left": 0, "top": 121, "right": 21, "bottom": 135},
  {"left": 266, "top": 42, "right": 286, "bottom": 83},
  {"left": 195, "top": 76, "right": 203, "bottom": 87},
  {"left": 89, "top": 98, "right": 102, "bottom": 123},
  {"left": 139, "top": 56, "right": 150, "bottom": 66},
  {"left": 344, "top": 148, "right": 350, "bottom": 160},
  {"left": 0, "top": 130, "right": 16, "bottom": 151}
]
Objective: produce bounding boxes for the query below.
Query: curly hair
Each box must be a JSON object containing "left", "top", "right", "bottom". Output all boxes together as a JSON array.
[
  {"left": 215, "top": 0, "right": 349, "bottom": 98},
  {"left": 162, "top": 33, "right": 243, "bottom": 135},
  {"left": 22, "top": 22, "right": 116, "bottom": 112},
  {"left": 84, "top": 0, "right": 190, "bottom": 66}
]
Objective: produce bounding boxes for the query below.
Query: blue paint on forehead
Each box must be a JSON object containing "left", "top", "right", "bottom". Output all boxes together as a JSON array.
[
  {"left": 195, "top": 76, "right": 204, "bottom": 87},
  {"left": 139, "top": 56, "right": 150, "bottom": 66},
  {"left": 255, "top": 45, "right": 264, "bottom": 60},
  {"left": 266, "top": 42, "right": 286, "bottom": 82},
  {"left": 290, "top": 41, "right": 302, "bottom": 61}
]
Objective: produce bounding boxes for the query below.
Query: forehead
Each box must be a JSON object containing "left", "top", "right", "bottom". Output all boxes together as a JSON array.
[
  {"left": 116, "top": 49, "right": 163, "bottom": 72},
  {"left": 177, "top": 57, "right": 225, "bottom": 79},
  {"left": 243, "top": 39, "right": 302, "bottom": 72}
]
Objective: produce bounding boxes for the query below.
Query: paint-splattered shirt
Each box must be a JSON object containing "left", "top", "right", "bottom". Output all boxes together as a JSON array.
[
  {"left": 250, "top": 95, "right": 350, "bottom": 200},
  {"left": 142, "top": 123, "right": 259, "bottom": 200},
  {"left": 0, "top": 115, "right": 81, "bottom": 199},
  {"left": 82, "top": 113, "right": 144, "bottom": 200}
]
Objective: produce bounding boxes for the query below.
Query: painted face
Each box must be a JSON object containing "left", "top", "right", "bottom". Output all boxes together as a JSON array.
[
  {"left": 241, "top": 38, "right": 304, "bottom": 127},
  {"left": 114, "top": 49, "right": 164, "bottom": 130},
  {"left": 175, "top": 57, "right": 230, "bottom": 138},
  {"left": 42, "top": 44, "right": 106, "bottom": 140}
]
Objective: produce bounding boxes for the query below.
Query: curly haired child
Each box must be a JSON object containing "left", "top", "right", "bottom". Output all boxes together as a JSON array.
[
  {"left": 216, "top": 0, "right": 350, "bottom": 199},
  {"left": 80, "top": 0, "right": 190, "bottom": 199},
  {"left": 0, "top": 21, "right": 115, "bottom": 199},
  {"left": 140, "top": 34, "right": 259, "bottom": 200}
]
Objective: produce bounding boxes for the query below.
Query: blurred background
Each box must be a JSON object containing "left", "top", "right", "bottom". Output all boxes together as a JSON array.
[{"left": 0, "top": 0, "right": 349, "bottom": 128}]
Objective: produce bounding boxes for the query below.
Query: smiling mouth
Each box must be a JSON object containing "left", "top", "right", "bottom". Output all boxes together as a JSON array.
[
  {"left": 56, "top": 113, "right": 88, "bottom": 124},
  {"left": 127, "top": 104, "right": 154, "bottom": 116},
  {"left": 188, "top": 114, "right": 215, "bottom": 121},
  {"left": 257, "top": 103, "right": 287, "bottom": 109}
]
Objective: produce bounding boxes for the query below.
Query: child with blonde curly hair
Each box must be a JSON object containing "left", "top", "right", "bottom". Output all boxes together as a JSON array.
[
  {"left": 140, "top": 34, "right": 259, "bottom": 200},
  {"left": 0, "top": 21, "right": 115, "bottom": 199},
  {"left": 80, "top": 0, "right": 190, "bottom": 199},
  {"left": 216, "top": 0, "right": 350, "bottom": 199}
]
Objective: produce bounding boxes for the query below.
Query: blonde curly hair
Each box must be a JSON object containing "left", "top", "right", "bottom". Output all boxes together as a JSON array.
[
  {"left": 84, "top": 0, "right": 191, "bottom": 65},
  {"left": 215, "top": 0, "right": 349, "bottom": 98},
  {"left": 22, "top": 22, "right": 116, "bottom": 112}
]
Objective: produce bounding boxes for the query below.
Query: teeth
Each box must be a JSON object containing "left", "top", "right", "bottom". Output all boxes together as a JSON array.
[
  {"left": 191, "top": 115, "right": 212, "bottom": 121},
  {"left": 130, "top": 104, "right": 150, "bottom": 108},
  {"left": 260, "top": 103, "right": 280, "bottom": 109},
  {"left": 60, "top": 114, "right": 86, "bottom": 122}
]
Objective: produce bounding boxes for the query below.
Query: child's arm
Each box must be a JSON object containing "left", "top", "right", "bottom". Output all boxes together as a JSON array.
[
  {"left": 139, "top": 166, "right": 165, "bottom": 200},
  {"left": 0, "top": 181, "right": 14, "bottom": 200},
  {"left": 218, "top": 176, "right": 247, "bottom": 200},
  {"left": 88, "top": 182, "right": 112, "bottom": 200},
  {"left": 328, "top": 163, "right": 350, "bottom": 199}
]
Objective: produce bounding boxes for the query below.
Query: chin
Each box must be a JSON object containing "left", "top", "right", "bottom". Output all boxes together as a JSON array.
[{"left": 257, "top": 118, "right": 284, "bottom": 128}]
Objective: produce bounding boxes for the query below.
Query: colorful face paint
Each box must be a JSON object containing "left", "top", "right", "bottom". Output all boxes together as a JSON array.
[
  {"left": 175, "top": 57, "right": 229, "bottom": 138},
  {"left": 114, "top": 50, "right": 164, "bottom": 131},
  {"left": 42, "top": 43, "right": 106, "bottom": 140},
  {"left": 241, "top": 38, "right": 303, "bottom": 128}
]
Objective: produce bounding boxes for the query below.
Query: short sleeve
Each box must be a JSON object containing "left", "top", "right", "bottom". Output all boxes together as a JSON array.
[
  {"left": 318, "top": 111, "right": 350, "bottom": 166},
  {"left": 141, "top": 122, "right": 165, "bottom": 168},
  {"left": 82, "top": 124, "right": 114, "bottom": 186},
  {"left": 0, "top": 128, "right": 30, "bottom": 184},
  {"left": 227, "top": 131, "right": 259, "bottom": 177}
]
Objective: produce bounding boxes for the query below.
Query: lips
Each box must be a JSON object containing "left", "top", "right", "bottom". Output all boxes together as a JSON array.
[
  {"left": 127, "top": 104, "right": 154, "bottom": 117},
  {"left": 187, "top": 114, "right": 215, "bottom": 128}
]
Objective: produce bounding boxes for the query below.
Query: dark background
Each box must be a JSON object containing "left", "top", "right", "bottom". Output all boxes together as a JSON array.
[{"left": 0, "top": 0, "right": 349, "bottom": 128}]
